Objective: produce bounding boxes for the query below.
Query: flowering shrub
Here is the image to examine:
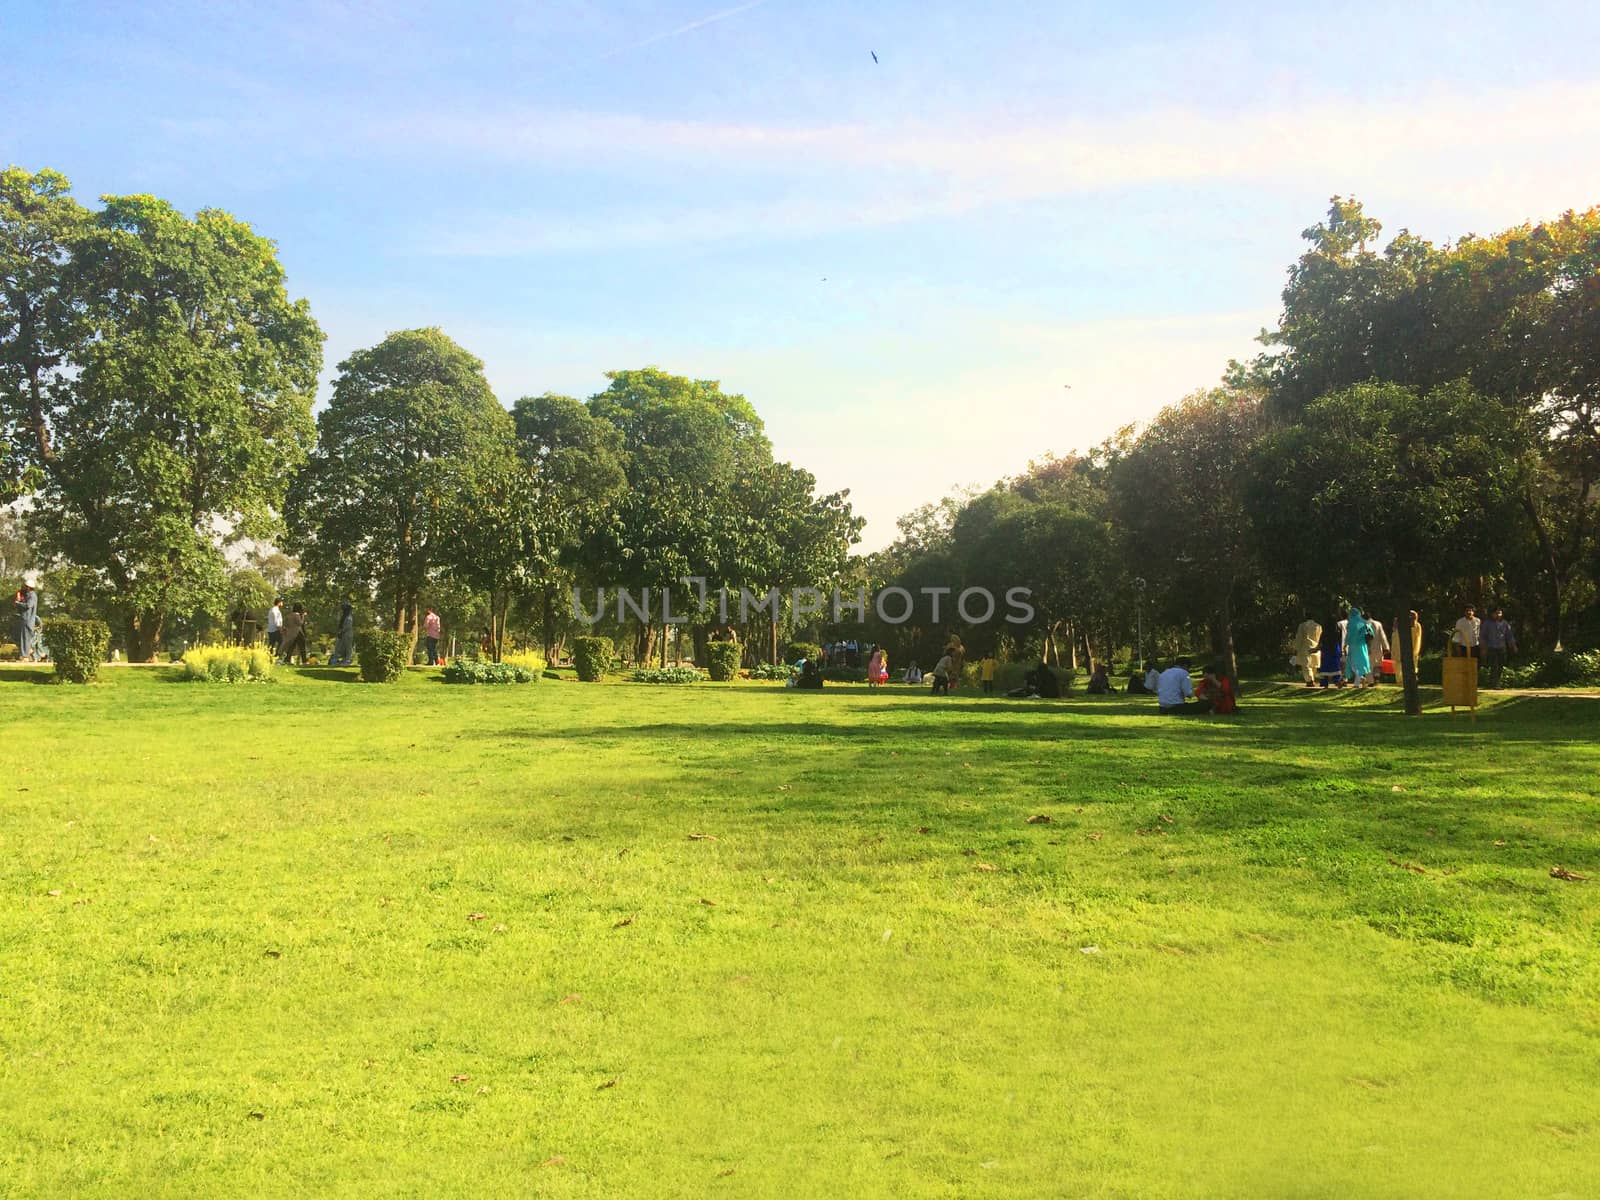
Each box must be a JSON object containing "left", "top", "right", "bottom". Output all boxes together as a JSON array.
[
  {"left": 176, "top": 644, "right": 274, "bottom": 682},
  {"left": 629, "top": 666, "right": 706, "bottom": 684},
  {"left": 442, "top": 658, "right": 539, "bottom": 684},
  {"left": 499, "top": 649, "right": 548, "bottom": 674}
]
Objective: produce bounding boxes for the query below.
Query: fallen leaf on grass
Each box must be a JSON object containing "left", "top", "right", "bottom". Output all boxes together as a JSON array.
[
  {"left": 1550, "top": 866, "right": 1589, "bottom": 882},
  {"left": 247, "top": 1111, "right": 265, "bottom": 1120},
  {"left": 1079, "top": 945, "right": 1101, "bottom": 954},
  {"left": 916, "top": 826, "right": 932, "bottom": 834},
  {"left": 263, "top": 949, "right": 281, "bottom": 959},
  {"left": 976, "top": 863, "right": 998, "bottom": 872},
  {"left": 1026, "top": 814, "right": 1051, "bottom": 825},
  {"left": 559, "top": 993, "right": 582, "bottom": 1005},
  {"left": 700, "top": 898, "right": 718, "bottom": 906},
  {"left": 46, "top": 889, "right": 62, "bottom": 897},
  {"left": 776, "top": 785, "right": 790, "bottom": 792},
  {"left": 617, "top": 847, "right": 630, "bottom": 858},
  {"left": 1388, "top": 857, "right": 1429, "bottom": 875},
  {"left": 596, "top": 1078, "right": 617, "bottom": 1090},
  {"left": 1391, "top": 785, "right": 1406, "bottom": 793},
  {"left": 1087, "top": 832, "right": 1104, "bottom": 841},
  {"left": 467, "top": 912, "right": 486, "bottom": 922},
  {"left": 541, "top": 1156, "right": 567, "bottom": 1167},
  {"left": 717, "top": 1167, "right": 737, "bottom": 1177},
  {"left": 476, "top": 1085, "right": 489, "bottom": 1094},
  {"left": 1493, "top": 839, "right": 1507, "bottom": 847},
  {"left": 613, "top": 915, "right": 635, "bottom": 928},
  {"left": 451, "top": 1073, "right": 471, "bottom": 1084},
  {"left": 493, "top": 924, "right": 507, "bottom": 933},
  {"left": 1157, "top": 814, "right": 1174, "bottom": 824},
  {"left": 687, "top": 833, "right": 718, "bottom": 841}
]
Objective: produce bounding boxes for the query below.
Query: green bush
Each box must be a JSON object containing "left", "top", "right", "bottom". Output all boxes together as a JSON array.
[
  {"left": 175, "top": 644, "right": 274, "bottom": 683},
  {"left": 785, "top": 641, "right": 822, "bottom": 664},
  {"left": 747, "top": 662, "right": 793, "bottom": 681},
  {"left": 629, "top": 665, "right": 706, "bottom": 684},
  {"left": 705, "top": 640, "right": 742, "bottom": 681},
  {"left": 499, "top": 649, "right": 548, "bottom": 674},
  {"left": 357, "top": 629, "right": 412, "bottom": 683},
  {"left": 1502, "top": 650, "right": 1600, "bottom": 688},
  {"left": 574, "top": 636, "right": 614, "bottom": 682},
  {"left": 0, "top": 642, "right": 17, "bottom": 661},
  {"left": 441, "top": 658, "right": 538, "bottom": 684},
  {"left": 821, "top": 666, "right": 867, "bottom": 683},
  {"left": 41, "top": 618, "right": 110, "bottom": 684}
]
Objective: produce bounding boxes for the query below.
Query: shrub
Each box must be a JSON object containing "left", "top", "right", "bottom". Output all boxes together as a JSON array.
[
  {"left": 357, "top": 629, "right": 412, "bottom": 683},
  {"left": 175, "top": 644, "right": 274, "bottom": 683},
  {"left": 442, "top": 658, "right": 538, "bottom": 684},
  {"left": 629, "top": 665, "right": 706, "bottom": 684},
  {"left": 822, "top": 666, "right": 867, "bottom": 683},
  {"left": 785, "top": 641, "right": 822, "bottom": 664},
  {"left": 574, "top": 636, "right": 614, "bottom": 682},
  {"left": 1502, "top": 650, "right": 1600, "bottom": 688},
  {"left": 0, "top": 642, "right": 17, "bottom": 661},
  {"left": 747, "top": 662, "right": 792, "bottom": 681},
  {"left": 41, "top": 618, "right": 110, "bottom": 684},
  {"left": 499, "top": 649, "right": 548, "bottom": 674},
  {"left": 705, "top": 640, "right": 742, "bottom": 681}
]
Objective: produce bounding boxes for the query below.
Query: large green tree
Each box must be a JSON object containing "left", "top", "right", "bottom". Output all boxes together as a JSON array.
[
  {"left": 286, "top": 328, "right": 513, "bottom": 643},
  {"left": 1, "top": 168, "right": 323, "bottom": 659}
]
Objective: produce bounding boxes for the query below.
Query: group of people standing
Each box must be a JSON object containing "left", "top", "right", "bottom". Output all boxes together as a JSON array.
[
  {"left": 262, "top": 598, "right": 356, "bottom": 666},
  {"left": 1290, "top": 603, "right": 1519, "bottom": 689}
]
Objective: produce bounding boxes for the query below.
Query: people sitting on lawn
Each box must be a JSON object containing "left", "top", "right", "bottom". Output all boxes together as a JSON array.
[
  {"left": 1007, "top": 659, "right": 1059, "bottom": 699},
  {"left": 797, "top": 657, "right": 824, "bottom": 689},
  {"left": 1086, "top": 662, "right": 1113, "bottom": 694},
  {"left": 903, "top": 660, "right": 923, "bottom": 685},
  {"left": 1196, "top": 664, "right": 1237, "bottom": 714},
  {"left": 1156, "top": 658, "right": 1212, "bottom": 715},
  {"left": 1127, "top": 661, "right": 1153, "bottom": 694}
]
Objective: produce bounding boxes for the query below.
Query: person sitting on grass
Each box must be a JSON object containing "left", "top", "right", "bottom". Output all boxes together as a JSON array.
[
  {"left": 1126, "top": 663, "right": 1150, "bottom": 694},
  {"left": 1156, "top": 657, "right": 1212, "bottom": 716},
  {"left": 1008, "top": 659, "right": 1059, "bottom": 699},
  {"left": 903, "top": 660, "right": 923, "bottom": 685},
  {"left": 1086, "top": 662, "right": 1113, "bottom": 694},
  {"left": 930, "top": 652, "right": 955, "bottom": 696},
  {"left": 1197, "top": 664, "right": 1237, "bottom": 714}
]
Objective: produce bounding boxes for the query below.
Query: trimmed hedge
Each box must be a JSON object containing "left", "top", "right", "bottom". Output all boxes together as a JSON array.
[
  {"left": 441, "top": 659, "right": 538, "bottom": 684},
  {"left": 357, "top": 629, "right": 411, "bottom": 683},
  {"left": 574, "top": 636, "right": 614, "bottom": 682},
  {"left": 705, "top": 640, "right": 742, "bottom": 681},
  {"left": 822, "top": 666, "right": 867, "bottom": 683},
  {"left": 785, "top": 641, "right": 822, "bottom": 664},
  {"left": 42, "top": 618, "right": 110, "bottom": 684}
]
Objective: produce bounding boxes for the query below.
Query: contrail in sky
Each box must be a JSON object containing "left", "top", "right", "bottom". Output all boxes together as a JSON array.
[{"left": 601, "top": 0, "right": 772, "bottom": 59}]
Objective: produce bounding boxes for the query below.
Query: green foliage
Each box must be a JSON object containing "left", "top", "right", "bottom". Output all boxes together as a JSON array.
[
  {"left": 704, "top": 640, "right": 742, "bottom": 681},
  {"left": 356, "top": 629, "right": 411, "bottom": 684},
  {"left": 0, "top": 642, "right": 17, "bottom": 660},
  {"left": 821, "top": 666, "right": 866, "bottom": 683},
  {"left": 1502, "top": 650, "right": 1600, "bottom": 688},
  {"left": 746, "top": 662, "right": 792, "bottom": 681},
  {"left": 573, "top": 635, "right": 613, "bottom": 681},
  {"left": 499, "top": 649, "right": 548, "bottom": 674},
  {"left": 628, "top": 665, "right": 705, "bottom": 684},
  {"left": 3, "top": 168, "right": 323, "bottom": 662},
  {"left": 286, "top": 328, "right": 513, "bottom": 639},
  {"left": 441, "top": 658, "right": 539, "bottom": 684},
  {"left": 40, "top": 617, "right": 108, "bottom": 683},
  {"left": 786, "top": 641, "right": 822, "bottom": 663},
  {"left": 175, "top": 644, "right": 273, "bottom": 683}
]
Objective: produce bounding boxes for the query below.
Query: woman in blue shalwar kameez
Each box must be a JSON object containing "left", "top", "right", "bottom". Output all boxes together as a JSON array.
[
  {"left": 1343, "top": 606, "right": 1373, "bottom": 686},
  {"left": 14, "top": 583, "right": 38, "bottom": 662}
]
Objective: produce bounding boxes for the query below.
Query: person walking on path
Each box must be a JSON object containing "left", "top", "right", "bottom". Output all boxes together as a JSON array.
[
  {"left": 280, "top": 603, "right": 309, "bottom": 665},
  {"left": 265, "top": 598, "right": 284, "bottom": 657},
  {"left": 1451, "top": 605, "right": 1480, "bottom": 658},
  {"left": 1482, "top": 607, "right": 1518, "bottom": 688},
  {"left": 1293, "top": 617, "right": 1322, "bottom": 687},
  {"left": 423, "top": 607, "right": 442, "bottom": 665},
  {"left": 13, "top": 582, "right": 39, "bottom": 662},
  {"left": 333, "top": 603, "right": 355, "bottom": 667}
]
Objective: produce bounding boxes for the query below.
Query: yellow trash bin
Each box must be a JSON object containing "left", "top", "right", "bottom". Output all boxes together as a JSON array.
[{"left": 1442, "top": 655, "right": 1478, "bottom": 719}]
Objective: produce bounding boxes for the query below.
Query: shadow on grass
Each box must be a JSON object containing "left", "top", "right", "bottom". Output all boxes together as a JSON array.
[{"left": 0, "top": 665, "right": 58, "bottom": 684}]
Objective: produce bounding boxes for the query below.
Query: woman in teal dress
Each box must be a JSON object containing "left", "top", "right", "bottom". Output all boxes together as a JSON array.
[{"left": 1343, "top": 606, "right": 1373, "bottom": 686}]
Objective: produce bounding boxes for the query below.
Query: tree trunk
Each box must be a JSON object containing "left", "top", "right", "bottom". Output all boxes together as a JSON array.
[
  {"left": 1399, "top": 608, "right": 1421, "bottom": 716},
  {"left": 769, "top": 617, "right": 778, "bottom": 665},
  {"left": 126, "top": 609, "right": 164, "bottom": 663},
  {"left": 692, "top": 624, "right": 710, "bottom": 669},
  {"left": 1210, "top": 590, "right": 1239, "bottom": 686},
  {"left": 542, "top": 589, "right": 557, "bottom": 661},
  {"left": 1520, "top": 484, "right": 1564, "bottom": 650}
]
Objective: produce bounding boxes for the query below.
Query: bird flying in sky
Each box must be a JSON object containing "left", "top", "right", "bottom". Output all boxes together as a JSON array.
[{"left": 871, "top": 50, "right": 878, "bottom": 63}]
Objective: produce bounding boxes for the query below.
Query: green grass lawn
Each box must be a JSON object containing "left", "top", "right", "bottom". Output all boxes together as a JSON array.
[{"left": 2, "top": 667, "right": 1598, "bottom": 1198}]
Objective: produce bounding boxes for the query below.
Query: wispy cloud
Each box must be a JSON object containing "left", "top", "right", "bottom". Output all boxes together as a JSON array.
[{"left": 596, "top": 0, "right": 772, "bottom": 60}]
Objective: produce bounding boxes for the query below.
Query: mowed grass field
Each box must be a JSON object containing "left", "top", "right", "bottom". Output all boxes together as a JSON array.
[{"left": 2, "top": 667, "right": 1598, "bottom": 1199}]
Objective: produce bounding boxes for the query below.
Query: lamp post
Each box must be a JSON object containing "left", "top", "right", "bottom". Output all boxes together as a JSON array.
[{"left": 1133, "top": 576, "right": 1146, "bottom": 665}]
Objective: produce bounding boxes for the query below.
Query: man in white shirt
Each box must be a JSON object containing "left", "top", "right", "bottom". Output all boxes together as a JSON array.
[
  {"left": 266, "top": 598, "right": 284, "bottom": 656},
  {"left": 1156, "top": 658, "right": 1212, "bottom": 716},
  {"left": 1451, "top": 605, "right": 1480, "bottom": 658}
]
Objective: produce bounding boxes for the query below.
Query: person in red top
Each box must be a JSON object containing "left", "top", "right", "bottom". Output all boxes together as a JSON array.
[
  {"left": 423, "top": 607, "right": 442, "bottom": 665},
  {"left": 1197, "top": 664, "right": 1238, "bottom": 714}
]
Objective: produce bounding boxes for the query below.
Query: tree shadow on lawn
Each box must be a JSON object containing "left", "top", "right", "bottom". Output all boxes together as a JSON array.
[{"left": 0, "top": 666, "right": 58, "bottom": 684}]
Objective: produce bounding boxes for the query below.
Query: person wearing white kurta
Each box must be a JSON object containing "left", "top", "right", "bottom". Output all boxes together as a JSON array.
[
  {"left": 1292, "top": 618, "right": 1322, "bottom": 686},
  {"left": 1365, "top": 618, "right": 1390, "bottom": 684}
]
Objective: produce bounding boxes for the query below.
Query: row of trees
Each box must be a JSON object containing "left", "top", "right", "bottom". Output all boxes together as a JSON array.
[
  {"left": 1, "top": 168, "right": 861, "bottom": 662},
  {"left": 847, "top": 198, "right": 1597, "bottom": 711}
]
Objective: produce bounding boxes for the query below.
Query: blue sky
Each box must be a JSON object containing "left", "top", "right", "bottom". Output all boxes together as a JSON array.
[{"left": 5, "top": 0, "right": 1600, "bottom": 547}]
